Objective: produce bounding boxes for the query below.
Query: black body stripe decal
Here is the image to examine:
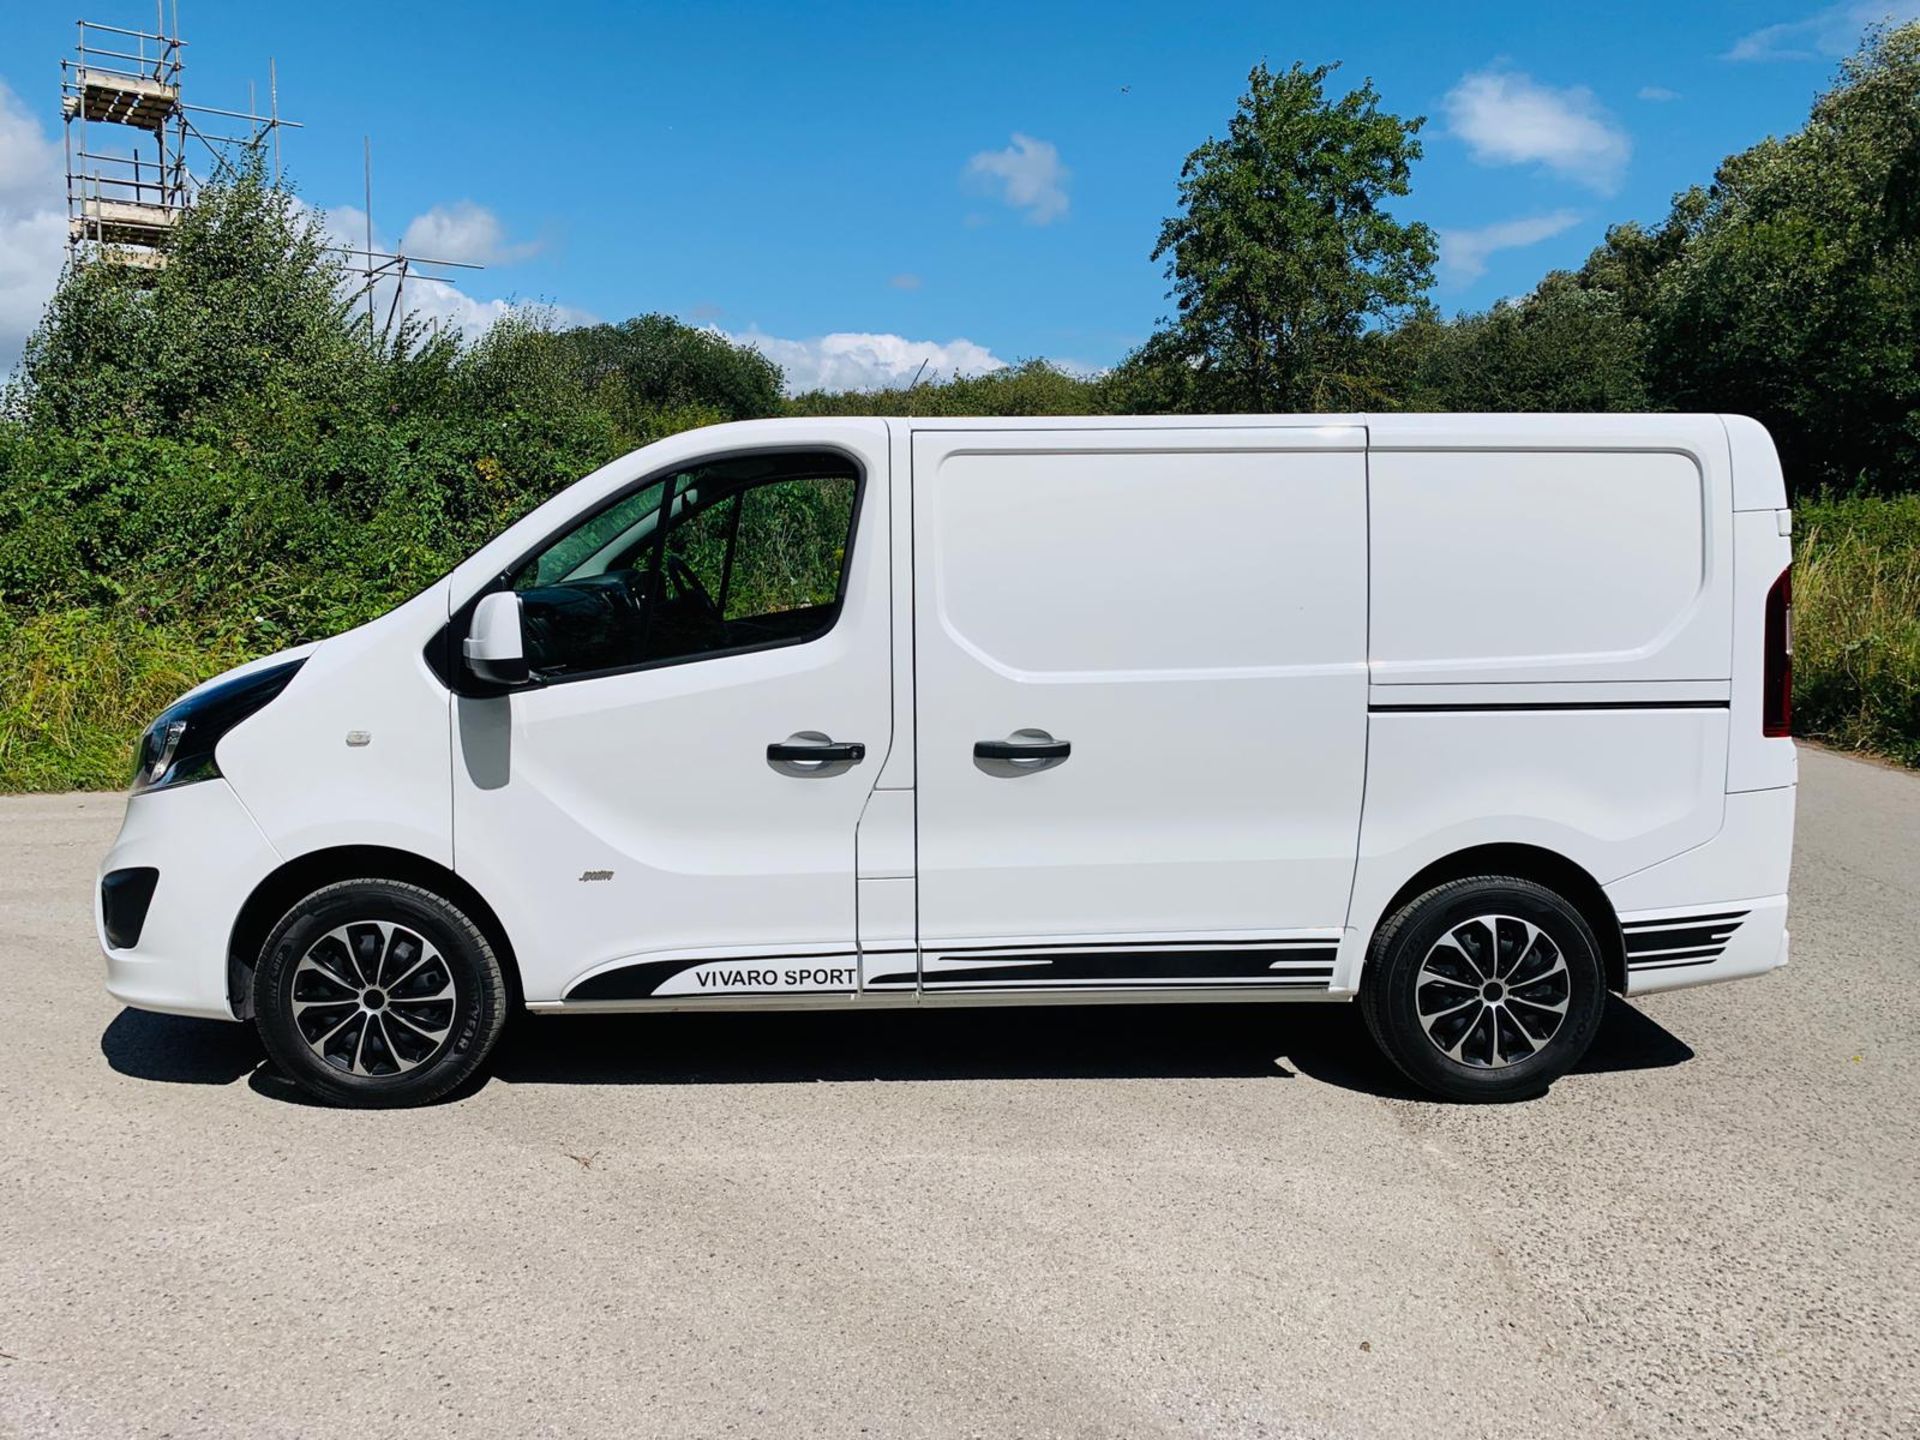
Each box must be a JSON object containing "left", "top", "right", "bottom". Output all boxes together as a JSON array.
[
  {"left": 1629, "top": 954, "right": 1725, "bottom": 972},
  {"left": 1370, "top": 700, "right": 1729, "bottom": 713},
  {"left": 1625, "top": 925, "right": 1743, "bottom": 954},
  {"left": 1622, "top": 911, "right": 1749, "bottom": 970},
  {"left": 1621, "top": 910, "right": 1750, "bottom": 930},
  {"left": 930, "top": 937, "right": 1333, "bottom": 955},
  {"left": 923, "top": 947, "right": 1337, "bottom": 986}
]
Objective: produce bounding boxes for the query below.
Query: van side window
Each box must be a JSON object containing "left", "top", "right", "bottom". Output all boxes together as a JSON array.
[{"left": 508, "top": 452, "right": 859, "bottom": 680}]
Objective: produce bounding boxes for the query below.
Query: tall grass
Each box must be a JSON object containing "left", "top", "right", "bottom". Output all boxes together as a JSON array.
[
  {"left": 0, "top": 610, "right": 248, "bottom": 792},
  {"left": 1793, "top": 494, "right": 1920, "bottom": 766}
]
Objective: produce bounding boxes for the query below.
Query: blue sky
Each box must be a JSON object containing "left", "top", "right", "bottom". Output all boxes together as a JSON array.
[{"left": 2, "top": 0, "right": 1916, "bottom": 388}]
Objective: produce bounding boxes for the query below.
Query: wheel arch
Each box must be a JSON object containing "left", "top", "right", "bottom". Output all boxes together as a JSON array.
[
  {"left": 227, "top": 845, "right": 522, "bottom": 1019},
  {"left": 1358, "top": 843, "right": 1626, "bottom": 993}
]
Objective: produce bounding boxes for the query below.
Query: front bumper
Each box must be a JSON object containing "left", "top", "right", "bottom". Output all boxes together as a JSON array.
[{"left": 96, "top": 779, "right": 282, "bottom": 1021}]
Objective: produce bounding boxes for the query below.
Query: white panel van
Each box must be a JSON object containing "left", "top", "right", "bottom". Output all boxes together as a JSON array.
[{"left": 96, "top": 415, "right": 1797, "bottom": 1106}]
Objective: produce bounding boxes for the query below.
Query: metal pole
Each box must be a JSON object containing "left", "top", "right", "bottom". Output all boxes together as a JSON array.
[
  {"left": 270, "top": 58, "right": 280, "bottom": 182},
  {"left": 75, "top": 22, "right": 87, "bottom": 254},
  {"left": 180, "top": 101, "right": 306, "bottom": 124},
  {"left": 63, "top": 50, "right": 75, "bottom": 260},
  {"left": 384, "top": 257, "right": 408, "bottom": 341},
  {"left": 364, "top": 136, "right": 375, "bottom": 339}
]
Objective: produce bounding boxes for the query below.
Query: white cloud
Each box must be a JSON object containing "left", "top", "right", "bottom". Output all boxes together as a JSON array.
[
  {"left": 399, "top": 200, "right": 541, "bottom": 266},
  {"left": 888, "top": 272, "right": 923, "bottom": 291},
  {"left": 0, "top": 82, "right": 61, "bottom": 198},
  {"left": 1438, "top": 210, "right": 1584, "bottom": 283},
  {"left": 1443, "top": 69, "right": 1631, "bottom": 194},
  {"left": 1637, "top": 85, "right": 1681, "bottom": 101},
  {"left": 725, "top": 328, "right": 1007, "bottom": 393},
  {"left": 0, "top": 80, "right": 70, "bottom": 377},
  {"left": 1726, "top": 1, "right": 1920, "bottom": 61},
  {"left": 965, "top": 134, "right": 1070, "bottom": 224}
]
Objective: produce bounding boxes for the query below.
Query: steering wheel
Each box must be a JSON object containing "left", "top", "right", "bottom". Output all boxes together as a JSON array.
[{"left": 664, "top": 553, "right": 723, "bottom": 622}]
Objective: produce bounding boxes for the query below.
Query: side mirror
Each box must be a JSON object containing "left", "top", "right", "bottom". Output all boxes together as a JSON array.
[{"left": 463, "top": 591, "right": 530, "bottom": 686}]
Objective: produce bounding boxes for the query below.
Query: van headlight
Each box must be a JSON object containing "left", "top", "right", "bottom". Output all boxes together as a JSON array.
[{"left": 132, "top": 656, "right": 307, "bottom": 795}]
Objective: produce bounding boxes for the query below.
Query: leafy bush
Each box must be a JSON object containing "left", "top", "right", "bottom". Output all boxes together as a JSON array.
[
  {"left": 1794, "top": 493, "right": 1920, "bottom": 764},
  {"left": 0, "top": 164, "right": 786, "bottom": 788}
]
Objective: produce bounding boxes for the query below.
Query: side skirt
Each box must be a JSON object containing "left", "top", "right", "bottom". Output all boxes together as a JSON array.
[{"left": 527, "top": 987, "right": 1357, "bottom": 1015}]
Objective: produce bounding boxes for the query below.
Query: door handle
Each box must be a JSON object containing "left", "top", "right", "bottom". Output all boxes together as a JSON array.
[
  {"left": 768, "top": 740, "right": 865, "bottom": 763},
  {"left": 767, "top": 734, "right": 865, "bottom": 769},
  {"left": 974, "top": 737, "right": 1070, "bottom": 762},
  {"left": 973, "top": 730, "right": 1070, "bottom": 774}
]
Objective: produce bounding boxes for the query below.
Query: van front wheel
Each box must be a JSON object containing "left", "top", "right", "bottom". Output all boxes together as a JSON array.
[
  {"left": 1360, "top": 876, "right": 1607, "bottom": 1103},
  {"left": 252, "top": 878, "right": 509, "bottom": 1108}
]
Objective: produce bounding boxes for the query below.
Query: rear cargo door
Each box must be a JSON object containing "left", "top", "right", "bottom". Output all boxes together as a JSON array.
[{"left": 906, "top": 426, "right": 1369, "bottom": 997}]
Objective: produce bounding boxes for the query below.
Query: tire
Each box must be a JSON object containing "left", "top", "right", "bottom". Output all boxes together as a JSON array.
[
  {"left": 1360, "top": 875, "right": 1607, "bottom": 1103},
  {"left": 252, "top": 878, "right": 509, "bottom": 1108}
]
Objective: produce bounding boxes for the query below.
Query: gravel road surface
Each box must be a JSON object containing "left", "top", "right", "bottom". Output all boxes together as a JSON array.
[{"left": 1, "top": 745, "right": 1914, "bottom": 1438}]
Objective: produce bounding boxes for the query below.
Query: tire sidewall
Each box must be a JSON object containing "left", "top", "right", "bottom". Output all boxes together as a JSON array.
[
  {"left": 1367, "top": 878, "right": 1607, "bottom": 1102},
  {"left": 254, "top": 879, "right": 504, "bottom": 1107}
]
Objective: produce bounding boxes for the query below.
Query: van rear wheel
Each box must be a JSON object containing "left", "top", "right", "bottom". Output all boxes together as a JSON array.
[
  {"left": 252, "top": 879, "right": 508, "bottom": 1108},
  {"left": 1360, "top": 876, "right": 1607, "bottom": 1102}
]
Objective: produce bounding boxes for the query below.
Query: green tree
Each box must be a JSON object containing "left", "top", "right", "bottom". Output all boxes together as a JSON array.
[
  {"left": 553, "top": 314, "right": 783, "bottom": 436},
  {"left": 1568, "top": 207, "right": 1696, "bottom": 324},
  {"left": 1647, "top": 22, "right": 1920, "bottom": 494},
  {"left": 1144, "top": 60, "right": 1436, "bottom": 412},
  {"left": 11, "top": 163, "right": 375, "bottom": 442}
]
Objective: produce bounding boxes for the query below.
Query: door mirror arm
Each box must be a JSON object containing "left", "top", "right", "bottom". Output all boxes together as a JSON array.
[{"left": 462, "top": 590, "right": 532, "bottom": 687}]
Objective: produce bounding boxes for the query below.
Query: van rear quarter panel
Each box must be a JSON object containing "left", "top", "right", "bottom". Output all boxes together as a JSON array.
[
  {"left": 1345, "top": 418, "right": 1743, "bottom": 986},
  {"left": 1342, "top": 709, "right": 1730, "bottom": 985}
]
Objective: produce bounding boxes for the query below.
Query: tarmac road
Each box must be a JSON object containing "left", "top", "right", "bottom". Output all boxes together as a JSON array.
[{"left": 0, "top": 745, "right": 1915, "bottom": 1439}]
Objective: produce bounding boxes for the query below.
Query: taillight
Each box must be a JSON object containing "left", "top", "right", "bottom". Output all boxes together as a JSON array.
[{"left": 1763, "top": 565, "right": 1792, "bottom": 738}]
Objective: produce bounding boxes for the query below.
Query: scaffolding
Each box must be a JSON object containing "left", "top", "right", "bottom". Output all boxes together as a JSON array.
[
  {"left": 62, "top": 16, "right": 184, "bottom": 267},
  {"left": 62, "top": 7, "right": 298, "bottom": 275},
  {"left": 62, "top": 7, "right": 483, "bottom": 335}
]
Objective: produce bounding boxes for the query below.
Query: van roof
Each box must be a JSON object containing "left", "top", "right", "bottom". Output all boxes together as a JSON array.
[
  {"left": 810, "top": 413, "right": 1782, "bottom": 510},
  {"left": 741, "top": 411, "right": 1741, "bottom": 439}
]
